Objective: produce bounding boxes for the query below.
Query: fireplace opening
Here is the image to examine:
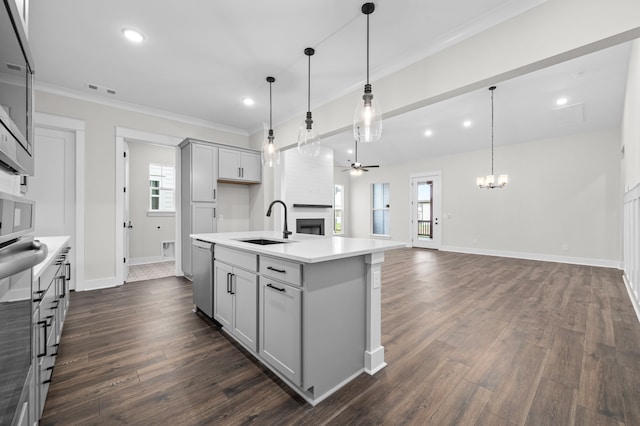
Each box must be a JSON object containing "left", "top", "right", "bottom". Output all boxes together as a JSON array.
[{"left": 296, "top": 218, "right": 325, "bottom": 235}]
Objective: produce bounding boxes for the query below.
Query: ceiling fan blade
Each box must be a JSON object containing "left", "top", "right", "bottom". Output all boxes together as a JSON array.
[
  {"left": 361, "top": 165, "right": 380, "bottom": 168},
  {"left": 341, "top": 168, "right": 352, "bottom": 172},
  {"left": 362, "top": 168, "right": 370, "bottom": 172}
]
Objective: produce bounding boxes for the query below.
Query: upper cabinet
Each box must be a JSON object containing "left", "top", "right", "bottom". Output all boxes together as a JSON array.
[
  {"left": 191, "top": 143, "right": 218, "bottom": 202},
  {"left": 218, "top": 149, "right": 261, "bottom": 183}
]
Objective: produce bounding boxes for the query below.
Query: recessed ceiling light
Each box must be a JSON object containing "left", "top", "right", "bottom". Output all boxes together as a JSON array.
[
  {"left": 424, "top": 130, "right": 433, "bottom": 137},
  {"left": 463, "top": 120, "right": 472, "bottom": 128},
  {"left": 242, "top": 98, "right": 255, "bottom": 106},
  {"left": 556, "top": 97, "right": 569, "bottom": 106},
  {"left": 122, "top": 28, "right": 145, "bottom": 43},
  {"left": 347, "top": 149, "right": 353, "bottom": 154}
]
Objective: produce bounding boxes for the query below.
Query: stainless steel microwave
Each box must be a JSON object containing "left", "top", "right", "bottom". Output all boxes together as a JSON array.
[{"left": 0, "top": 0, "right": 35, "bottom": 175}]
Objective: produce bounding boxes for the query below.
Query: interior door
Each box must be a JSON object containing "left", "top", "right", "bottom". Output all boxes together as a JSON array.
[
  {"left": 411, "top": 174, "right": 441, "bottom": 249},
  {"left": 123, "top": 141, "right": 131, "bottom": 281},
  {"left": 30, "top": 127, "right": 76, "bottom": 289}
]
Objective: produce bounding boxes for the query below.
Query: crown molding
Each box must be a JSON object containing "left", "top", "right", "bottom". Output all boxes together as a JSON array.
[{"left": 34, "top": 82, "right": 250, "bottom": 137}]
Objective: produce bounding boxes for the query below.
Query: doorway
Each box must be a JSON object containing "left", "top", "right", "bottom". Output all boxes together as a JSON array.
[
  {"left": 410, "top": 173, "right": 441, "bottom": 249},
  {"left": 115, "top": 128, "right": 182, "bottom": 285}
]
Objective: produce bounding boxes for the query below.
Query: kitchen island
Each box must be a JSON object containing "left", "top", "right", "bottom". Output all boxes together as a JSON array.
[{"left": 190, "top": 231, "right": 405, "bottom": 405}]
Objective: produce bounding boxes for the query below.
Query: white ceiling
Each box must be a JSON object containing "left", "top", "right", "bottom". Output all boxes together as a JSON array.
[{"left": 27, "top": 0, "right": 631, "bottom": 167}]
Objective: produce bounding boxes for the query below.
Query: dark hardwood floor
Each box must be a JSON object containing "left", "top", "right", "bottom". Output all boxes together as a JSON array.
[{"left": 41, "top": 248, "right": 640, "bottom": 425}]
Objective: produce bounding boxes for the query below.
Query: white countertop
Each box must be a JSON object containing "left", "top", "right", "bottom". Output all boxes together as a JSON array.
[
  {"left": 33, "top": 236, "right": 70, "bottom": 280},
  {"left": 190, "top": 231, "right": 406, "bottom": 263}
]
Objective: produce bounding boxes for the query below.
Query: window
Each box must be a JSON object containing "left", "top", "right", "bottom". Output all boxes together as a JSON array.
[
  {"left": 149, "top": 164, "right": 175, "bottom": 212},
  {"left": 334, "top": 184, "right": 344, "bottom": 234},
  {"left": 371, "top": 183, "right": 390, "bottom": 236}
]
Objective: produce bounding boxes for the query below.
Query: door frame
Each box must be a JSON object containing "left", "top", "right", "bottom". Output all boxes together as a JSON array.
[
  {"left": 34, "top": 112, "right": 85, "bottom": 291},
  {"left": 115, "top": 127, "right": 182, "bottom": 285},
  {"left": 409, "top": 171, "right": 442, "bottom": 250}
]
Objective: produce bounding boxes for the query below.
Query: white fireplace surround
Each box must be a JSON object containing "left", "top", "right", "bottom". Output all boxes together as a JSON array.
[{"left": 273, "top": 147, "right": 334, "bottom": 237}]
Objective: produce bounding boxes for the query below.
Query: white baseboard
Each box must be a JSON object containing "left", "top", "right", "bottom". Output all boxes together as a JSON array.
[
  {"left": 439, "top": 245, "right": 622, "bottom": 269},
  {"left": 79, "top": 276, "right": 120, "bottom": 291},
  {"left": 623, "top": 273, "right": 640, "bottom": 324},
  {"left": 1, "top": 287, "right": 30, "bottom": 302}
]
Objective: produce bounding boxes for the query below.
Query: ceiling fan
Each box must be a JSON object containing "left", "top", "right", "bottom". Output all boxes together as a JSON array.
[{"left": 342, "top": 138, "right": 379, "bottom": 174}]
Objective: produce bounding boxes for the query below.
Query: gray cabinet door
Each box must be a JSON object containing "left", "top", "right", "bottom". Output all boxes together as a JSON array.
[
  {"left": 192, "top": 203, "right": 217, "bottom": 234},
  {"left": 218, "top": 148, "right": 241, "bottom": 180},
  {"left": 240, "top": 152, "right": 261, "bottom": 182},
  {"left": 232, "top": 268, "right": 257, "bottom": 352},
  {"left": 192, "top": 144, "right": 218, "bottom": 202},
  {"left": 259, "top": 277, "right": 301, "bottom": 385},
  {"left": 213, "top": 261, "right": 233, "bottom": 328}
]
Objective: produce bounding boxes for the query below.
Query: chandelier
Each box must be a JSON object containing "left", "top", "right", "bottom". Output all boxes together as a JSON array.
[{"left": 477, "top": 86, "right": 508, "bottom": 189}]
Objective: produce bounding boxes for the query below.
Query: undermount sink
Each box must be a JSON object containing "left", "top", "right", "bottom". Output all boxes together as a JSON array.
[{"left": 239, "top": 238, "right": 290, "bottom": 245}]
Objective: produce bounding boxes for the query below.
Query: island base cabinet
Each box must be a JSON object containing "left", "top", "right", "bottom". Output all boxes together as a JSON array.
[
  {"left": 213, "top": 261, "right": 258, "bottom": 352},
  {"left": 259, "top": 277, "right": 301, "bottom": 386}
]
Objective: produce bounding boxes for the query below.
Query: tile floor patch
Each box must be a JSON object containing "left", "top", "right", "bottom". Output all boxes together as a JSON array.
[{"left": 127, "top": 261, "right": 175, "bottom": 282}]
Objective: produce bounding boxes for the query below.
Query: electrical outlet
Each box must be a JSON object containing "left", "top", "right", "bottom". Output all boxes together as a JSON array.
[
  {"left": 561, "top": 243, "right": 569, "bottom": 251},
  {"left": 219, "top": 214, "right": 224, "bottom": 221}
]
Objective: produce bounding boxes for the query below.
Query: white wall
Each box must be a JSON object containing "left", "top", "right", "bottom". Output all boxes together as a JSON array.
[
  {"left": 127, "top": 141, "right": 175, "bottom": 263},
  {"left": 35, "top": 90, "right": 249, "bottom": 283},
  {"left": 217, "top": 183, "right": 251, "bottom": 232},
  {"left": 348, "top": 128, "right": 622, "bottom": 267}
]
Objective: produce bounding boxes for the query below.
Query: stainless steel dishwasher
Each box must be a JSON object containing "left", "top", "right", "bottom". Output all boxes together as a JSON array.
[{"left": 191, "top": 239, "right": 213, "bottom": 317}]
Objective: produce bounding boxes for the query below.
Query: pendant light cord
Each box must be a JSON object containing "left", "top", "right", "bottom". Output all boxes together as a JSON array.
[
  {"left": 269, "top": 80, "right": 273, "bottom": 129},
  {"left": 366, "top": 12, "right": 370, "bottom": 85},
  {"left": 490, "top": 86, "right": 495, "bottom": 176},
  {"left": 307, "top": 54, "right": 311, "bottom": 112}
]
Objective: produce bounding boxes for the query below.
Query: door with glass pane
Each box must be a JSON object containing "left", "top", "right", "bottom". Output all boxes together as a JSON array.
[
  {"left": 372, "top": 183, "right": 390, "bottom": 236},
  {"left": 411, "top": 174, "right": 441, "bottom": 249}
]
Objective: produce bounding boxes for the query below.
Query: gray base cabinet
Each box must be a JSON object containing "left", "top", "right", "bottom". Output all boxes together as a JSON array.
[
  {"left": 33, "top": 244, "right": 71, "bottom": 422},
  {"left": 209, "top": 244, "right": 367, "bottom": 405}
]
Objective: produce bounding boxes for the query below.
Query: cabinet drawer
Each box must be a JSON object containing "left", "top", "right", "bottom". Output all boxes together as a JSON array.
[
  {"left": 259, "top": 256, "right": 302, "bottom": 286},
  {"left": 215, "top": 245, "right": 257, "bottom": 272}
]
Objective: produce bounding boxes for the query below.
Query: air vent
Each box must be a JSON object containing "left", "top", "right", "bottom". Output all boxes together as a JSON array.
[
  {"left": 6, "top": 63, "right": 22, "bottom": 72},
  {"left": 553, "top": 103, "right": 584, "bottom": 125},
  {"left": 86, "top": 83, "right": 117, "bottom": 95}
]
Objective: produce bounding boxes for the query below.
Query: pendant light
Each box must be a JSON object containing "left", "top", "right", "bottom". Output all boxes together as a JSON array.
[
  {"left": 297, "top": 47, "right": 321, "bottom": 157},
  {"left": 353, "top": 2, "right": 382, "bottom": 144},
  {"left": 262, "top": 76, "right": 280, "bottom": 167},
  {"left": 477, "top": 86, "right": 508, "bottom": 189}
]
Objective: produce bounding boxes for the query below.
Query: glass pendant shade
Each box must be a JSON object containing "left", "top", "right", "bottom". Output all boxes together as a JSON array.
[
  {"left": 262, "top": 76, "right": 280, "bottom": 167},
  {"left": 297, "top": 113, "right": 321, "bottom": 157},
  {"left": 353, "top": 85, "right": 382, "bottom": 143},
  {"left": 262, "top": 128, "right": 280, "bottom": 167},
  {"left": 297, "top": 47, "right": 321, "bottom": 157},
  {"left": 353, "top": 3, "right": 382, "bottom": 144}
]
